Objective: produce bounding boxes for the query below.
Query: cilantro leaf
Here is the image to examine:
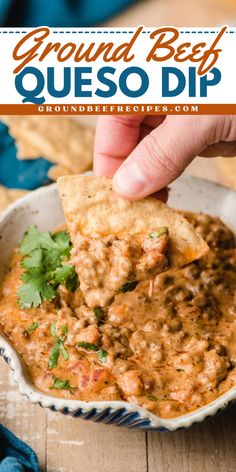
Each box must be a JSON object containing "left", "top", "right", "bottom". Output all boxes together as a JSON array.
[
  {"left": 77, "top": 342, "right": 108, "bottom": 364},
  {"left": 62, "top": 325, "right": 68, "bottom": 336},
  {"left": 43, "top": 250, "right": 64, "bottom": 271},
  {"left": 59, "top": 343, "right": 69, "bottom": 361},
  {"left": 53, "top": 265, "right": 79, "bottom": 292},
  {"left": 20, "top": 226, "right": 58, "bottom": 255},
  {"left": 53, "top": 230, "right": 71, "bottom": 248},
  {"left": 50, "top": 377, "right": 73, "bottom": 390},
  {"left": 23, "top": 321, "right": 39, "bottom": 334},
  {"left": 97, "top": 349, "right": 108, "bottom": 364},
  {"left": 40, "top": 283, "right": 56, "bottom": 302},
  {"left": 17, "top": 226, "right": 78, "bottom": 309},
  {"left": 22, "top": 248, "right": 43, "bottom": 269},
  {"left": 65, "top": 272, "right": 79, "bottom": 292},
  {"left": 48, "top": 323, "right": 69, "bottom": 368},
  {"left": 54, "top": 265, "right": 76, "bottom": 284},
  {"left": 120, "top": 281, "right": 138, "bottom": 293},
  {"left": 93, "top": 307, "right": 104, "bottom": 323},
  {"left": 48, "top": 340, "right": 60, "bottom": 369},
  {"left": 17, "top": 283, "right": 42, "bottom": 309},
  {"left": 77, "top": 342, "right": 99, "bottom": 351},
  {"left": 17, "top": 268, "right": 56, "bottom": 309},
  {"left": 51, "top": 323, "right": 57, "bottom": 339}
]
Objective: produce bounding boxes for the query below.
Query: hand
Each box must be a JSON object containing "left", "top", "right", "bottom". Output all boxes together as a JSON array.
[{"left": 93, "top": 115, "right": 236, "bottom": 200}]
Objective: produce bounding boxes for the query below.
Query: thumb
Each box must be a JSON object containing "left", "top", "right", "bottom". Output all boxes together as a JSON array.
[{"left": 113, "top": 115, "right": 215, "bottom": 200}]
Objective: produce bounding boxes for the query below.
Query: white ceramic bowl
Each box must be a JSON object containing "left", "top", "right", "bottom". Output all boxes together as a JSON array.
[{"left": 0, "top": 175, "right": 236, "bottom": 432}]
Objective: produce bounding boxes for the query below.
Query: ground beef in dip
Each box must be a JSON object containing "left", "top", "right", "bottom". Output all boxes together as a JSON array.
[
  {"left": 70, "top": 228, "right": 169, "bottom": 307},
  {"left": 0, "top": 212, "right": 235, "bottom": 419}
]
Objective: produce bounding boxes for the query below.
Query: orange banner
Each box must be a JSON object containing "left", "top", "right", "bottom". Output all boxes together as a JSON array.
[{"left": 0, "top": 104, "right": 235, "bottom": 115}]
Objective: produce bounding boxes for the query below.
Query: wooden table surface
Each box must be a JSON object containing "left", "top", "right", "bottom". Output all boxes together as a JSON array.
[{"left": 1, "top": 1, "right": 236, "bottom": 471}]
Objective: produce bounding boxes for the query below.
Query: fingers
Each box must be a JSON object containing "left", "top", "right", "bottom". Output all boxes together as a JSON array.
[
  {"left": 113, "top": 115, "right": 218, "bottom": 200},
  {"left": 93, "top": 115, "right": 144, "bottom": 177}
]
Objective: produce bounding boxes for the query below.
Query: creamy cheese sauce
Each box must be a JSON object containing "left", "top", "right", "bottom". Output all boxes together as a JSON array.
[
  {"left": 0, "top": 212, "right": 235, "bottom": 418},
  {"left": 71, "top": 228, "right": 169, "bottom": 307}
]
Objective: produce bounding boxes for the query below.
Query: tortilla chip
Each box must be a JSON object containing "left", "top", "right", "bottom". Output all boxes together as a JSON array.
[
  {"left": 48, "top": 164, "right": 79, "bottom": 181},
  {"left": 58, "top": 175, "right": 208, "bottom": 306},
  {"left": 58, "top": 175, "right": 208, "bottom": 265},
  {"left": 0, "top": 185, "right": 28, "bottom": 212},
  {"left": 1, "top": 116, "right": 94, "bottom": 173},
  {"left": 16, "top": 139, "right": 42, "bottom": 160}
]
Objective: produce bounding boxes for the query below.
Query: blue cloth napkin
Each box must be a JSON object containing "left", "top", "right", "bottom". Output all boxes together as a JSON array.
[
  {"left": 0, "top": 425, "right": 40, "bottom": 472},
  {"left": 0, "top": 122, "right": 52, "bottom": 190},
  {"left": 1, "top": 0, "right": 135, "bottom": 27}
]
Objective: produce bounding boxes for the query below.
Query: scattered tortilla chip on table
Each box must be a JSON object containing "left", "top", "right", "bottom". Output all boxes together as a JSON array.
[
  {"left": 14, "top": 138, "right": 42, "bottom": 160},
  {"left": 0, "top": 185, "right": 27, "bottom": 212},
  {"left": 58, "top": 175, "right": 208, "bottom": 307},
  {"left": 48, "top": 164, "right": 80, "bottom": 181},
  {"left": 0, "top": 116, "right": 94, "bottom": 173}
]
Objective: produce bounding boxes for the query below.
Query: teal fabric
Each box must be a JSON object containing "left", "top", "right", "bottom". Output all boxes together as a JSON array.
[
  {"left": 1, "top": 0, "right": 135, "bottom": 27},
  {"left": 0, "top": 425, "right": 40, "bottom": 472},
  {"left": 0, "top": 123, "right": 52, "bottom": 189}
]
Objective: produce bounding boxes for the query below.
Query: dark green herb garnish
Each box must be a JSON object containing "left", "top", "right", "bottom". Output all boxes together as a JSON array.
[
  {"left": 61, "top": 325, "right": 68, "bottom": 336},
  {"left": 93, "top": 307, "right": 105, "bottom": 323},
  {"left": 120, "top": 281, "right": 138, "bottom": 293},
  {"left": 59, "top": 343, "right": 69, "bottom": 361},
  {"left": 23, "top": 321, "right": 39, "bottom": 334},
  {"left": 50, "top": 376, "right": 73, "bottom": 390},
  {"left": 77, "top": 342, "right": 108, "bottom": 364},
  {"left": 149, "top": 227, "right": 169, "bottom": 240},
  {"left": 51, "top": 323, "right": 57, "bottom": 339},
  {"left": 48, "top": 323, "right": 69, "bottom": 369},
  {"left": 146, "top": 393, "right": 158, "bottom": 401},
  {"left": 77, "top": 342, "right": 99, "bottom": 351},
  {"left": 48, "top": 340, "right": 60, "bottom": 369},
  {"left": 97, "top": 349, "right": 108, "bottom": 364},
  {"left": 17, "top": 226, "right": 78, "bottom": 309}
]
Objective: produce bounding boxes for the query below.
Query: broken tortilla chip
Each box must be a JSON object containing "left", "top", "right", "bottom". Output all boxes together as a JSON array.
[
  {"left": 15, "top": 139, "right": 43, "bottom": 160},
  {"left": 48, "top": 164, "right": 80, "bottom": 181},
  {"left": 58, "top": 175, "right": 208, "bottom": 307},
  {"left": 1, "top": 116, "right": 94, "bottom": 173},
  {"left": 0, "top": 185, "right": 28, "bottom": 213}
]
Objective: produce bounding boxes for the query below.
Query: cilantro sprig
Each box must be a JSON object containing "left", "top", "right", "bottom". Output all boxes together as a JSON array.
[
  {"left": 17, "top": 226, "right": 78, "bottom": 309},
  {"left": 48, "top": 323, "right": 69, "bottom": 369}
]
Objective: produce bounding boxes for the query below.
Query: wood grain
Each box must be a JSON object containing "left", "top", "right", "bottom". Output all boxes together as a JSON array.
[
  {"left": 47, "top": 412, "right": 147, "bottom": 472},
  {"left": 0, "top": 359, "right": 47, "bottom": 470},
  {"left": 148, "top": 406, "right": 236, "bottom": 472}
]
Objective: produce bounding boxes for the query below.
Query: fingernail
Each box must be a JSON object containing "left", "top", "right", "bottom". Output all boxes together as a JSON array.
[{"left": 113, "top": 161, "right": 148, "bottom": 196}]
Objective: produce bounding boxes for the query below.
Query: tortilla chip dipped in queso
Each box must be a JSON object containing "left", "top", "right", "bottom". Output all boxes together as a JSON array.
[{"left": 58, "top": 175, "right": 208, "bottom": 307}]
